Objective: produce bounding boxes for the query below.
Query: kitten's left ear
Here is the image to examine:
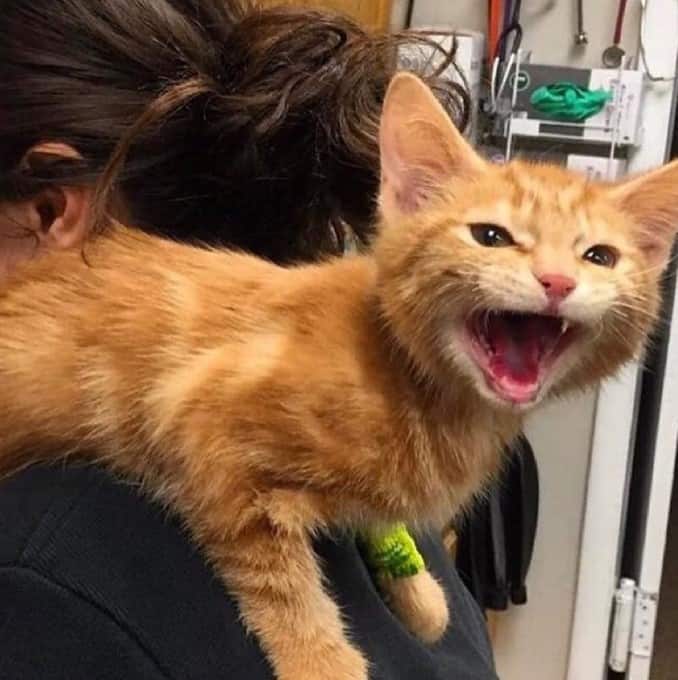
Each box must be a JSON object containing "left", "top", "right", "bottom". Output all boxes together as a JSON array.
[
  {"left": 379, "top": 72, "right": 486, "bottom": 222},
  {"left": 608, "top": 159, "right": 678, "bottom": 269}
]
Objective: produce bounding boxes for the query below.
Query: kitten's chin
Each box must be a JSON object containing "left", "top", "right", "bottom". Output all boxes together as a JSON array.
[
  {"left": 458, "top": 310, "right": 579, "bottom": 411},
  {"left": 466, "top": 375, "right": 543, "bottom": 413}
]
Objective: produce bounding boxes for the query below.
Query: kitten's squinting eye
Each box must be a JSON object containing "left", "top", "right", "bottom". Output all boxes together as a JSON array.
[
  {"left": 469, "top": 223, "right": 515, "bottom": 248},
  {"left": 583, "top": 245, "right": 618, "bottom": 268}
]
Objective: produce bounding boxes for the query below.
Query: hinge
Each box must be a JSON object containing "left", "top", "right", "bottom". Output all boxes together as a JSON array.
[
  {"left": 608, "top": 578, "right": 659, "bottom": 673},
  {"left": 630, "top": 587, "right": 658, "bottom": 659}
]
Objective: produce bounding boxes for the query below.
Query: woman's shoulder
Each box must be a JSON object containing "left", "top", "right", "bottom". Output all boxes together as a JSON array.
[
  {"left": 0, "top": 463, "right": 496, "bottom": 680},
  {"left": 0, "top": 462, "right": 273, "bottom": 679}
]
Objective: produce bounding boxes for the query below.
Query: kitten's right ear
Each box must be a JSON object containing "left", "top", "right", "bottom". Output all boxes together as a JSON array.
[{"left": 379, "top": 72, "right": 486, "bottom": 222}]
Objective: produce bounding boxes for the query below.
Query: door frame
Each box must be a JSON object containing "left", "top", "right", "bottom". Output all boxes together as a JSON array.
[{"left": 566, "top": 2, "right": 678, "bottom": 678}]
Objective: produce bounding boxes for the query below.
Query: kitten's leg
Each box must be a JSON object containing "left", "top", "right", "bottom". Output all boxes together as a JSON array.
[
  {"left": 378, "top": 571, "right": 450, "bottom": 644},
  {"left": 212, "top": 491, "right": 368, "bottom": 680},
  {"left": 361, "top": 525, "right": 449, "bottom": 643}
]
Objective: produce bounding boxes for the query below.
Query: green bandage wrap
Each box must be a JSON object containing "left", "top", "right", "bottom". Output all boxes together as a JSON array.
[
  {"left": 361, "top": 524, "right": 425, "bottom": 580},
  {"left": 530, "top": 82, "right": 612, "bottom": 122}
]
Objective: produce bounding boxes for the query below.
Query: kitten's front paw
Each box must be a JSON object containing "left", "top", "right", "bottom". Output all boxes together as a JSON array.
[
  {"left": 380, "top": 570, "right": 450, "bottom": 644},
  {"left": 276, "top": 639, "right": 368, "bottom": 680}
]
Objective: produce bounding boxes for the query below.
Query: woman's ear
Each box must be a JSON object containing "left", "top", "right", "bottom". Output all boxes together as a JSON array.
[
  {"left": 22, "top": 143, "right": 93, "bottom": 250},
  {"left": 30, "top": 185, "right": 92, "bottom": 250}
]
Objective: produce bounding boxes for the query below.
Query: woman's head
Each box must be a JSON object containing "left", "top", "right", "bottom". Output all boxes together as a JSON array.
[{"left": 0, "top": 0, "right": 469, "bottom": 269}]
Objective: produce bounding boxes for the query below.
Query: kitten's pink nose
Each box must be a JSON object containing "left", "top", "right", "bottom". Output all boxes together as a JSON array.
[{"left": 538, "top": 273, "right": 576, "bottom": 301}]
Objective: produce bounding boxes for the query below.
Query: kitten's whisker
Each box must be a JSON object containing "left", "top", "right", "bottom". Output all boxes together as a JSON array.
[{"left": 611, "top": 302, "right": 656, "bottom": 318}]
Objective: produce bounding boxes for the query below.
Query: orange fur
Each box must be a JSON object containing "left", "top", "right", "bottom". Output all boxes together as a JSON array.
[{"left": 0, "top": 73, "right": 677, "bottom": 679}]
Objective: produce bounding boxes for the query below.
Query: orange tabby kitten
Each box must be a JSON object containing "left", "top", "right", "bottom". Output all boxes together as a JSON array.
[{"left": 1, "top": 73, "right": 677, "bottom": 680}]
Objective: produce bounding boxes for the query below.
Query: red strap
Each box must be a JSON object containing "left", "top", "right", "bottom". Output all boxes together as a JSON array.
[
  {"left": 613, "top": 0, "right": 628, "bottom": 45},
  {"left": 488, "top": 0, "right": 504, "bottom": 61}
]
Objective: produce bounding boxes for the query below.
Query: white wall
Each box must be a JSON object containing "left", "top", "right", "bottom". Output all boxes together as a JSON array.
[
  {"left": 393, "top": 0, "right": 640, "bottom": 69},
  {"left": 493, "top": 394, "right": 597, "bottom": 680},
  {"left": 390, "top": 2, "right": 646, "bottom": 679}
]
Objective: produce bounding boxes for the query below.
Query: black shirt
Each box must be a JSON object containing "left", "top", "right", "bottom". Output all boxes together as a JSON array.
[{"left": 0, "top": 463, "right": 497, "bottom": 680}]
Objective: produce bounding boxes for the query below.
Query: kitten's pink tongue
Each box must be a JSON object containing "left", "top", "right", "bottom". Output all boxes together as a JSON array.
[{"left": 485, "top": 314, "right": 561, "bottom": 403}]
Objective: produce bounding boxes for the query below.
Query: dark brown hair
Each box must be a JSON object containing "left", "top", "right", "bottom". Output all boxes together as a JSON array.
[{"left": 0, "top": 0, "right": 469, "bottom": 263}]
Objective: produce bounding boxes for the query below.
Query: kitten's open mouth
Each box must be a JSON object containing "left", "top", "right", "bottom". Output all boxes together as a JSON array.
[{"left": 465, "top": 311, "right": 578, "bottom": 405}]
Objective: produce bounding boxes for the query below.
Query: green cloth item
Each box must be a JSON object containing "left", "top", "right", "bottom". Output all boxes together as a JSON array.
[
  {"left": 530, "top": 81, "right": 612, "bottom": 122},
  {"left": 361, "top": 524, "right": 426, "bottom": 580}
]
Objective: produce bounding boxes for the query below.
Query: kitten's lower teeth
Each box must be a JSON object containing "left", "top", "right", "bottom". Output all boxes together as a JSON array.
[{"left": 561, "top": 320, "right": 569, "bottom": 334}]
